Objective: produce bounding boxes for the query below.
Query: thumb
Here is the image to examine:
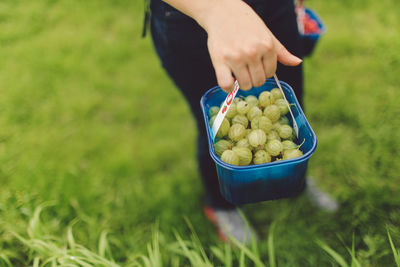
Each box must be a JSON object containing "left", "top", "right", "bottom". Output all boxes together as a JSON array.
[{"left": 273, "top": 37, "right": 302, "bottom": 66}]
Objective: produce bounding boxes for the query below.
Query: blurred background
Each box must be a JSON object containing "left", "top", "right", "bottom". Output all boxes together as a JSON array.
[{"left": 0, "top": 0, "right": 399, "bottom": 265}]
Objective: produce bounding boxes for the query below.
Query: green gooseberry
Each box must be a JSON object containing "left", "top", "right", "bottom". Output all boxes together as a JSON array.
[
  {"left": 251, "top": 116, "right": 272, "bottom": 133},
  {"left": 265, "top": 139, "right": 283, "bottom": 156},
  {"left": 232, "top": 147, "right": 252, "bottom": 166},
  {"left": 253, "top": 150, "right": 271, "bottom": 165},
  {"left": 228, "top": 124, "right": 246, "bottom": 142},
  {"left": 221, "top": 150, "right": 239, "bottom": 165},
  {"left": 213, "top": 140, "right": 233, "bottom": 157},
  {"left": 264, "top": 105, "right": 280, "bottom": 122},
  {"left": 248, "top": 129, "right": 267, "bottom": 148},
  {"left": 232, "top": 114, "right": 248, "bottom": 128}
]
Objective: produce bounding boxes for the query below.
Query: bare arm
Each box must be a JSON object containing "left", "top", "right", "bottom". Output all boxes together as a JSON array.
[{"left": 162, "top": 0, "right": 302, "bottom": 92}]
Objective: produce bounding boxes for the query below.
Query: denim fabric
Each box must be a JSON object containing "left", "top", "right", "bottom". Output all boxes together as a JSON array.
[{"left": 150, "top": 0, "right": 304, "bottom": 208}]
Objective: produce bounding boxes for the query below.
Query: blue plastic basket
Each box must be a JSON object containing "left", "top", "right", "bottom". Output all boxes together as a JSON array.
[
  {"left": 200, "top": 79, "right": 317, "bottom": 205},
  {"left": 301, "top": 7, "right": 325, "bottom": 57}
]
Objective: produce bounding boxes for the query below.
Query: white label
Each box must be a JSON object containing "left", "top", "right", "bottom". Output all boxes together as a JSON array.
[{"left": 211, "top": 81, "right": 240, "bottom": 140}]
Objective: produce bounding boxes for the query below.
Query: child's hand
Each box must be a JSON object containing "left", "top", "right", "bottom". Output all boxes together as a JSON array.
[{"left": 196, "top": 0, "right": 302, "bottom": 92}]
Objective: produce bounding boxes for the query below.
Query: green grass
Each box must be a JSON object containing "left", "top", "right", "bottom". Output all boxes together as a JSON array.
[{"left": 0, "top": 0, "right": 399, "bottom": 265}]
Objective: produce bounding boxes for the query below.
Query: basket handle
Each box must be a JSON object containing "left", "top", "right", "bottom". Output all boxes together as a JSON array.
[{"left": 273, "top": 74, "right": 299, "bottom": 138}]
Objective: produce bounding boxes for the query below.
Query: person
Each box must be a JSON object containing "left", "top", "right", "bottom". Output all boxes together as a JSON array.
[{"left": 148, "top": 0, "right": 338, "bottom": 242}]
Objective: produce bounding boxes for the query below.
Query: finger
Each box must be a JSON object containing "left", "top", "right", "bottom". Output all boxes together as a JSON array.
[
  {"left": 262, "top": 52, "right": 277, "bottom": 78},
  {"left": 273, "top": 36, "right": 302, "bottom": 66},
  {"left": 247, "top": 60, "right": 266, "bottom": 88},
  {"left": 213, "top": 62, "right": 235, "bottom": 92},
  {"left": 230, "top": 64, "right": 252, "bottom": 90}
]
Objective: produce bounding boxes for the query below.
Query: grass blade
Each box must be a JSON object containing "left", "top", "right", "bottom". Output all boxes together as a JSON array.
[
  {"left": 98, "top": 231, "right": 111, "bottom": 259},
  {"left": 149, "top": 223, "right": 161, "bottom": 267},
  {"left": 170, "top": 255, "right": 180, "bottom": 267},
  {"left": 28, "top": 202, "right": 56, "bottom": 239},
  {"left": 387, "top": 228, "right": 400, "bottom": 267},
  {"left": 139, "top": 255, "right": 152, "bottom": 267},
  {"left": 184, "top": 217, "right": 212, "bottom": 266},
  {"left": 67, "top": 225, "right": 76, "bottom": 251},
  {"left": 225, "top": 242, "right": 232, "bottom": 267},
  {"left": 210, "top": 246, "right": 224, "bottom": 263},
  {"left": 239, "top": 246, "right": 246, "bottom": 267},
  {"left": 174, "top": 231, "right": 196, "bottom": 265},
  {"left": 228, "top": 234, "right": 265, "bottom": 267},
  {"left": 348, "top": 233, "right": 361, "bottom": 267},
  {"left": 0, "top": 254, "right": 12, "bottom": 267},
  {"left": 316, "top": 239, "right": 349, "bottom": 267},
  {"left": 268, "top": 222, "right": 276, "bottom": 267}
]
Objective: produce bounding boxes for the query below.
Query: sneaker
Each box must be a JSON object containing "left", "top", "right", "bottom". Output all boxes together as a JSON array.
[
  {"left": 305, "top": 177, "right": 339, "bottom": 212},
  {"left": 204, "top": 205, "right": 257, "bottom": 244}
]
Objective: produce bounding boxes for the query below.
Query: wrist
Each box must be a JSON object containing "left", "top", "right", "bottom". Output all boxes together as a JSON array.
[{"left": 193, "top": 0, "right": 235, "bottom": 32}]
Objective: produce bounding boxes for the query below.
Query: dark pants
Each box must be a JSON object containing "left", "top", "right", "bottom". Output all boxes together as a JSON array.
[{"left": 150, "top": 0, "right": 304, "bottom": 209}]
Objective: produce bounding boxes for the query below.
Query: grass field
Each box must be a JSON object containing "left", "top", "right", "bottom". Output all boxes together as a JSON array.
[{"left": 0, "top": 0, "right": 400, "bottom": 265}]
